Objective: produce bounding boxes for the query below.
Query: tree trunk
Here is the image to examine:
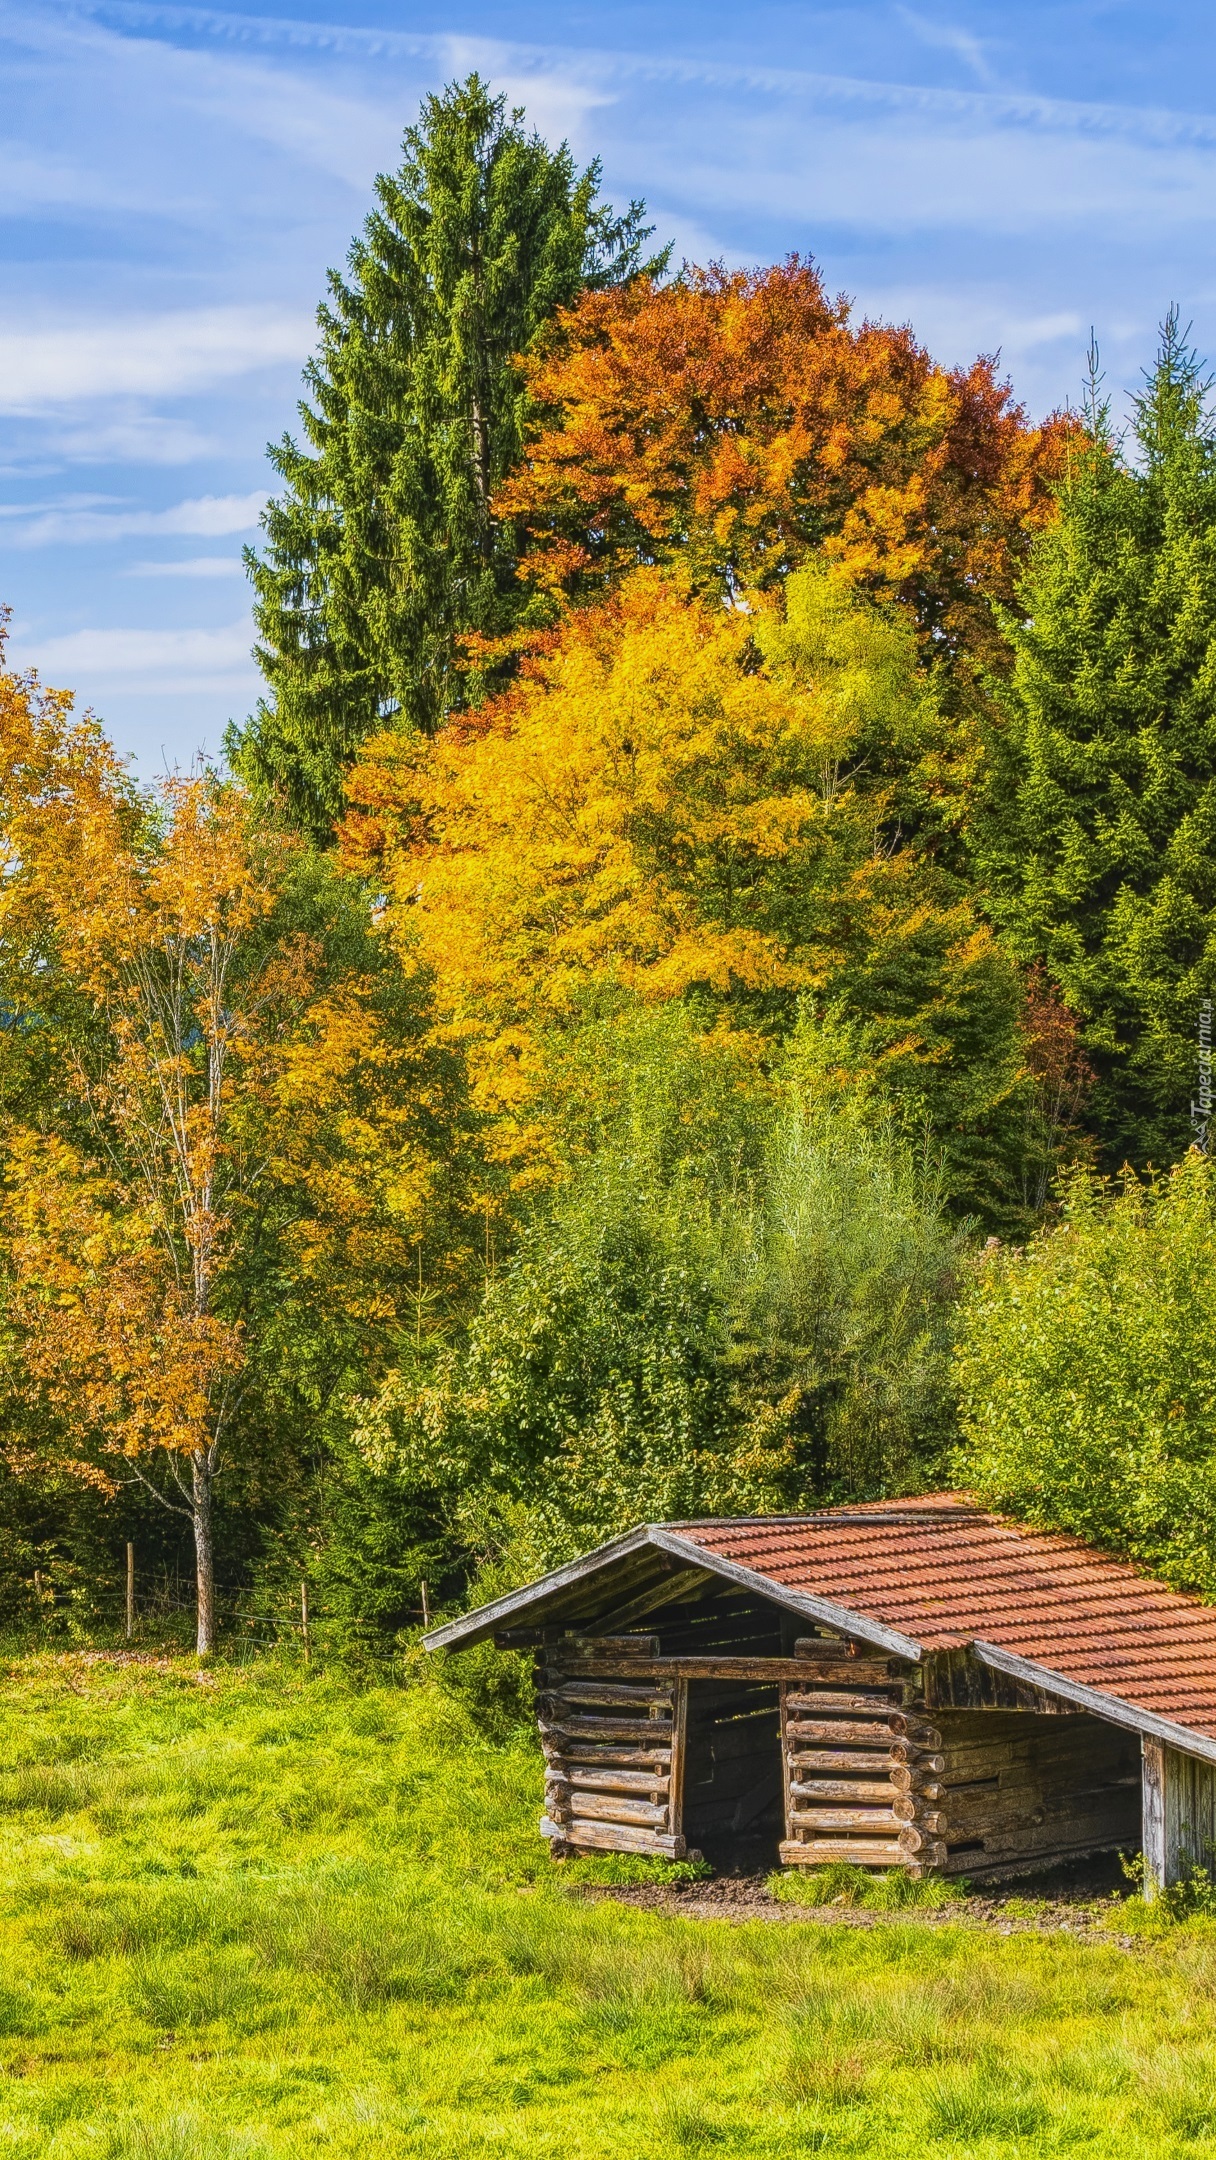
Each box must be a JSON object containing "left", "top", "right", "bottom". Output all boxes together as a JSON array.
[
  {"left": 470, "top": 380, "right": 492, "bottom": 562},
  {"left": 192, "top": 1450, "right": 216, "bottom": 1655}
]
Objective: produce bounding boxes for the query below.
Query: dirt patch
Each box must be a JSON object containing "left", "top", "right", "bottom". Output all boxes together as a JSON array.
[{"left": 569, "top": 1854, "right": 1143, "bottom": 1946}]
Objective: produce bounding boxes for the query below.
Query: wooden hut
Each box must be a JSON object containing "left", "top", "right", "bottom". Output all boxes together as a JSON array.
[{"left": 424, "top": 1495, "right": 1216, "bottom": 1893}]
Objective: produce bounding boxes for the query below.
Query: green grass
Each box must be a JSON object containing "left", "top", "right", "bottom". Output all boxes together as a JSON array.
[
  {"left": 765, "top": 1860, "right": 962, "bottom": 1910},
  {"left": 0, "top": 1654, "right": 1212, "bottom": 2156}
]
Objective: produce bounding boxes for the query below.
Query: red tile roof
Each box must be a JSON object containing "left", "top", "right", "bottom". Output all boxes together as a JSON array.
[{"left": 675, "top": 1494, "right": 1216, "bottom": 1748}]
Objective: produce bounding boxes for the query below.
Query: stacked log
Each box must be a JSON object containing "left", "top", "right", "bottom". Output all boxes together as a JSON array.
[
  {"left": 536, "top": 1671, "right": 688, "bottom": 1857},
  {"left": 932, "top": 1709, "right": 1139, "bottom": 1876},
  {"left": 779, "top": 1671, "right": 945, "bottom": 1873}
]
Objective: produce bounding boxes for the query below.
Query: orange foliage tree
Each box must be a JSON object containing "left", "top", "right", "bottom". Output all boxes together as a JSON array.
[
  {"left": 344, "top": 567, "right": 1026, "bottom": 1205},
  {"left": 497, "top": 259, "right": 1073, "bottom": 669},
  {"left": 0, "top": 659, "right": 463, "bottom": 1648}
]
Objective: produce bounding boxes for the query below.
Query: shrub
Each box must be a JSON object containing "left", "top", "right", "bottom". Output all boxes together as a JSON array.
[{"left": 956, "top": 1151, "right": 1216, "bottom": 1592}]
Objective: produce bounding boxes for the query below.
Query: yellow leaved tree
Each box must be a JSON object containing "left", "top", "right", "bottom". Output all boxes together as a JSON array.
[
  {"left": 0, "top": 656, "right": 443, "bottom": 1649},
  {"left": 343, "top": 567, "right": 1025, "bottom": 1206}
]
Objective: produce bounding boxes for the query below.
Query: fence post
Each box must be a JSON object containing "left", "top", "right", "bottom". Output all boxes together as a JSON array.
[
  {"left": 300, "top": 1578, "right": 310, "bottom": 1664},
  {"left": 421, "top": 1580, "right": 430, "bottom": 1628},
  {"left": 126, "top": 1543, "right": 135, "bottom": 1641}
]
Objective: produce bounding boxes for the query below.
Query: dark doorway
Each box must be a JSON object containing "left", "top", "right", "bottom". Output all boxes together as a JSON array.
[{"left": 682, "top": 1680, "right": 784, "bottom": 1872}]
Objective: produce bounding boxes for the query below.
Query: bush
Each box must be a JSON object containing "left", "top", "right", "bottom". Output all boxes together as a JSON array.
[
  {"left": 358, "top": 1012, "right": 964, "bottom": 1579},
  {"left": 956, "top": 1151, "right": 1216, "bottom": 1593}
]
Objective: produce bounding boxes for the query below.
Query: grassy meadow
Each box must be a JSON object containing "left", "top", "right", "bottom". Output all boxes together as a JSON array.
[{"left": 0, "top": 1654, "right": 1214, "bottom": 2157}]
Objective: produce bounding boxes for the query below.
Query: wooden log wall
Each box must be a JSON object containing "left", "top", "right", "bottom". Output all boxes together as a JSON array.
[
  {"left": 537, "top": 1664, "right": 689, "bottom": 1858},
  {"left": 528, "top": 1616, "right": 1145, "bottom": 1881},
  {"left": 934, "top": 1710, "right": 1139, "bottom": 1878},
  {"left": 778, "top": 1655, "right": 944, "bottom": 1873}
]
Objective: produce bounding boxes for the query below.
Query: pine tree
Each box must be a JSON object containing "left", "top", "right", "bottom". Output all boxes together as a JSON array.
[
  {"left": 980, "top": 313, "right": 1216, "bottom": 1168},
  {"left": 231, "top": 75, "right": 662, "bottom": 838}
]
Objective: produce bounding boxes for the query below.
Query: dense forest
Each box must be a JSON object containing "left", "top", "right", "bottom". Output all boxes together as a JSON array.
[{"left": 3, "top": 76, "right": 1216, "bottom": 1657}]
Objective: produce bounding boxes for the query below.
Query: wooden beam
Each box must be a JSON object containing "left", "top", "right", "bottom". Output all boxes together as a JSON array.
[
  {"left": 785, "top": 1715, "right": 941, "bottom": 1747},
  {"left": 545, "top": 1743, "right": 671, "bottom": 1770},
  {"left": 779, "top": 1837, "right": 906, "bottom": 1866},
  {"left": 790, "top": 1777, "right": 917, "bottom": 1805},
  {"left": 541, "top": 1815, "right": 686, "bottom": 1858},
  {"left": 569, "top": 1791, "right": 669, "bottom": 1828},
  {"left": 572, "top": 1571, "right": 714, "bottom": 1637},
  {"left": 541, "top": 1680, "right": 674, "bottom": 1710},
  {"left": 668, "top": 1676, "right": 689, "bottom": 1842},
  {"left": 788, "top": 1805, "right": 903, "bottom": 1831},
  {"left": 561, "top": 1769, "right": 671, "bottom": 1798},
  {"left": 645, "top": 1529, "right": 924, "bottom": 1659},
  {"left": 540, "top": 1714, "right": 673, "bottom": 1745},
  {"left": 975, "top": 1640, "right": 1216, "bottom": 1768},
  {"left": 550, "top": 1634, "right": 660, "bottom": 1659},
  {"left": 784, "top": 1688, "right": 904, "bottom": 1712},
  {"left": 788, "top": 1745, "right": 943, "bottom": 1776},
  {"left": 552, "top": 1656, "right": 897, "bottom": 1683}
]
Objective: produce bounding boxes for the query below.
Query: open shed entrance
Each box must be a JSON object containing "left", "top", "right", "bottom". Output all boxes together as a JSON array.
[{"left": 683, "top": 1680, "right": 782, "bottom": 1871}]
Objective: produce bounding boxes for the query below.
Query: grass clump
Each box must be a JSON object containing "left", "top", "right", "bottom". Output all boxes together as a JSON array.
[
  {"left": 560, "top": 1852, "right": 713, "bottom": 1887},
  {"left": 923, "top": 2063, "right": 1049, "bottom": 2140},
  {"left": 0, "top": 1650, "right": 1207, "bottom": 2155},
  {"left": 766, "top": 1860, "right": 961, "bottom": 1909}
]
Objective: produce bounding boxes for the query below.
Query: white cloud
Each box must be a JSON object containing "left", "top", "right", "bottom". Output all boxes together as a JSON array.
[
  {"left": 0, "top": 145, "right": 141, "bottom": 212},
  {"left": 9, "top": 617, "right": 257, "bottom": 695},
  {"left": 437, "top": 35, "right": 618, "bottom": 154},
  {"left": 42, "top": 414, "right": 219, "bottom": 466},
  {"left": 127, "top": 554, "right": 248, "bottom": 577},
  {"left": 860, "top": 285, "right": 1086, "bottom": 368},
  {"left": 894, "top": 9, "right": 998, "bottom": 87},
  {"left": 180, "top": 54, "right": 407, "bottom": 189},
  {"left": 0, "top": 308, "right": 312, "bottom": 413},
  {"left": 2, "top": 491, "right": 265, "bottom": 545}
]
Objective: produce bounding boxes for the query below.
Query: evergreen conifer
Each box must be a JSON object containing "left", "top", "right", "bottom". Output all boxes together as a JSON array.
[
  {"left": 979, "top": 312, "right": 1216, "bottom": 1167},
  {"left": 231, "top": 76, "right": 662, "bottom": 837}
]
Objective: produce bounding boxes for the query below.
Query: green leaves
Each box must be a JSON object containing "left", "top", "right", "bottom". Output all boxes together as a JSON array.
[
  {"left": 355, "top": 1011, "right": 961, "bottom": 1572},
  {"left": 956, "top": 1150, "right": 1216, "bottom": 1593}
]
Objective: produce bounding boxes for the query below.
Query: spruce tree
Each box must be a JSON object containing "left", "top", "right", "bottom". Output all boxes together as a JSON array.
[
  {"left": 980, "top": 313, "right": 1216, "bottom": 1168},
  {"left": 231, "top": 75, "right": 662, "bottom": 838}
]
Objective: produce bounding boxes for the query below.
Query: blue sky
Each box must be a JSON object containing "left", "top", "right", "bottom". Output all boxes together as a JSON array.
[{"left": 3, "top": 0, "right": 1216, "bottom": 771}]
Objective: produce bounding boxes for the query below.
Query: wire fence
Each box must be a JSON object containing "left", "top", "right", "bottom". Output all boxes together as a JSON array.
[{"left": 20, "top": 1563, "right": 433, "bottom": 1659}]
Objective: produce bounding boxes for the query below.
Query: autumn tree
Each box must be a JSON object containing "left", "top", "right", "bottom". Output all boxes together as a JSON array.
[
  {"left": 234, "top": 75, "right": 664, "bottom": 839},
  {"left": 498, "top": 259, "right": 1073, "bottom": 672},
  {"left": 0, "top": 685, "right": 311, "bottom": 1647},
  {"left": 343, "top": 566, "right": 1028, "bottom": 1216},
  {"left": 0, "top": 658, "right": 474, "bottom": 1650}
]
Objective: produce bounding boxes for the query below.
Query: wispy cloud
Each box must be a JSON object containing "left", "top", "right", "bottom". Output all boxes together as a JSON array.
[
  {"left": 860, "top": 285, "right": 1087, "bottom": 371},
  {"left": 7, "top": 0, "right": 1216, "bottom": 764},
  {"left": 54, "top": 2, "right": 1216, "bottom": 258},
  {"left": 127, "top": 554, "right": 247, "bottom": 577},
  {"left": 0, "top": 491, "right": 265, "bottom": 546},
  {"left": 80, "top": 4, "right": 1216, "bottom": 154},
  {"left": 9, "top": 616, "right": 256, "bottom": 693},
  {"left": 41, "top": 415, "right": 219, "bottom": 467},
  {"left": 895, "top": 8, "right": 998, "bottom": 88},
  {"left": 0, "top": 144, "right": 147, "bottom": 212},
  {"left": 0, "top": 309, "right": 310, "bottom": 413}
]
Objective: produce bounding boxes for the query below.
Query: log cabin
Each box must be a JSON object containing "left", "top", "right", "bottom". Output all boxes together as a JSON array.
[{"left": 423, "top": 1495, "right": 1216, "bottom": 1894}]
